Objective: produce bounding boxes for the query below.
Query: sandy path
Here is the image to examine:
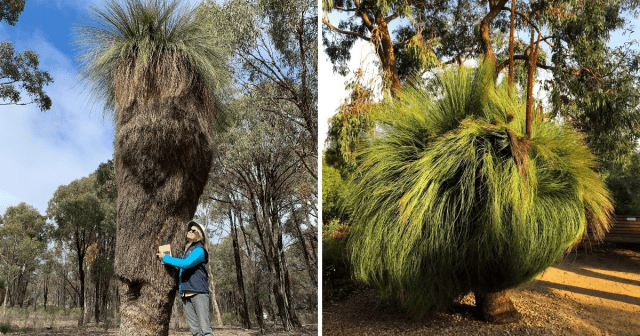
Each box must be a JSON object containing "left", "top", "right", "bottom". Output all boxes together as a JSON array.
[
  {"left": 323, "top": 244, "right": 640, "bottom": 335},
  {"left": 527, "top": 247, "right": 640, "bottom": 335}
]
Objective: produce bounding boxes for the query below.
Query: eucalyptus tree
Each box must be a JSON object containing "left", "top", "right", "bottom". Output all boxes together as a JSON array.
[
  {"left": 48, "top": 176, "right": 105, "bottom": 326},
  {"left": 322, "top": 0, "right": 445, "bottom": 96},
  {"left": 206, "top": 91, "right": 310, "bottom": 330},
  {"left": 0, "top": 203, "right": 46, "bottom": 317},
  {"left": 606, "top": 149, "right": 640, "bottom": 215},
  {"left": 324, "top": 0, "right": 640, "bottom": 166},
  {"left": 199, "top": 0, "right": 318, "bottom": 180},
  {"left": 345, "top": 63, "right": 612, "bottom": 323},
  {"left": 75, "top": 0, "right": 230, "bottom": 334},
  {"left": 91, "top": 160, "right": 117, "bottom": 323},
  {"left": 0, "top": 0, "right": 53, "bottom": 111}
]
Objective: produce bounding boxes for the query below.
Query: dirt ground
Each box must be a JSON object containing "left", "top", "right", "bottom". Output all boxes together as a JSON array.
[
  {"left": 1, "top": 314, "right": 317, "bottom": 335},
  {"left": 323, "top": 243, "right": 640, "bottom": 335}
]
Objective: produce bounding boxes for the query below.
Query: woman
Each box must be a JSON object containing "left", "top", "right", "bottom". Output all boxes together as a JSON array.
[{"left": 157, "top": 220, "right": 212, "bottom": 336}]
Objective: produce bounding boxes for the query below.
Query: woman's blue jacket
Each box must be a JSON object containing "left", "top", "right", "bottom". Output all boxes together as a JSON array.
[{"left": 162, "top": 241, "right": 209, "bottom": 294}]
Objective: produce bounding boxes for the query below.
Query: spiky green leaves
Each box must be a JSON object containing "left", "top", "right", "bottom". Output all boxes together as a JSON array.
[
  {"left": 75, "top": 0, "right": 229, "bottom": 118},
  {"left": 345, "top": 62, "right": 612, "bottom": 315}
]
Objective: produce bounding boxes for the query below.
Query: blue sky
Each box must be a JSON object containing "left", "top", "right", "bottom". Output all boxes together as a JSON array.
[
  {"left": 0, "top": 0, "right": 113, "bottom": 216},
  {"left": 0, "top": 0, "right": 201, "bottom": 216}
]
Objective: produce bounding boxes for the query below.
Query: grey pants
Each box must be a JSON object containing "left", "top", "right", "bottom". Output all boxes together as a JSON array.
[{"left": 182, "top": 293, "right": 213, "bottom": 336}]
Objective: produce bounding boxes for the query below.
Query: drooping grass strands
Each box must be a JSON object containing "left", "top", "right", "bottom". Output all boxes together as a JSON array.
[
  {"left": 75, "top": 0, "right": 230, "bottom": 123},
  {"left": 344, "top": 61, "right": 612, "bottom": 315}
]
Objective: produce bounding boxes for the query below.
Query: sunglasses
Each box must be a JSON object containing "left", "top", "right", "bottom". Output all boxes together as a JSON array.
[{"left": 188, "top": 229, "right": 200, "bottom": 235}]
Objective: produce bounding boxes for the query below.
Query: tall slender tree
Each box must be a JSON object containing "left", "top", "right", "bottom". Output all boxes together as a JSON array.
[
  {"left": 0, "top": 203, "right": 45, "bottom": 318},
  {"left": 48, "top": 177, "right": 105, "bottom": 326},
  {"left": 75, "top": 0, "right": 230, "bottom": 334},
  {"left": 199, "top": 0, "right": 318, "bottom": 179}
]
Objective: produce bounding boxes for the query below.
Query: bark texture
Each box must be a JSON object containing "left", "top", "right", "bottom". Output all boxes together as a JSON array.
[
  {"left": 113, "top": 53, "right": 215, "bottom": 336},
  {"left": 479, "top": 0, "right": 509, "bottom": 63},
  {"left": 475, "top": 290, "right": 521, "bottom": 324},
  {"left": 373, "top": 12, "right": 400, "bottom": 96}
]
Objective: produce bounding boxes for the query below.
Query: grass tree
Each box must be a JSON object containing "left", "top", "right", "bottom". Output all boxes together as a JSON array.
[
  {"left": 76, "top": 0, "right": 229, "bottom": 334},
  {"left": 345, "top": 62, "right": 612, "bottom": 323}
]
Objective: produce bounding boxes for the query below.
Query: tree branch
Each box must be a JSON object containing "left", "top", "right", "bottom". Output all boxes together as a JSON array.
[
  {"left": 333, "top": 6, "right": 357, "bottom": 11},
  {"left": 354, "top": 0, "right": 375, "bottom": 30},
  {"left": 500, "top": 6, "right": 566, "bottom": 51},
  {"left": 384, "top": 12, "right": 399, "bottom": 22},
  {"left": 496, "top": 54, "right": 594, "bottom": 76},
  {"left": 322, "top": 18, "right": 370, "bottom": 41}
]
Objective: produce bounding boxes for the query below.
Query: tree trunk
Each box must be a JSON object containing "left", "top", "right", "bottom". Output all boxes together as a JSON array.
[
  {"left": 1, "top": 284, "right": 8, "bottom": 319},
  {"left": 474, "top": 290, "right": 521, "bottom": 324},
  {"left": 373, "top": 12, "right": 400, "bottom": 97},
  {"left": 207, "top": 270, "right": 223, "bottom": 327},
  {"left": 43, "top": 275, "right": 48, "bottom": 311},
  {"left": 253, "top": 282, "right": 265, "bottom": 330},
  {"left": 291, "top": 202, "right": 316, "bottom": 287},
  {"left": 249, "top": 196, "right": 301, "bottom": 331},
  {"left": 270, "top": 232, "right": 302, "bottom": 331},
  {"left": 479, "top": 0, "right": 509, "bottom": 63},
  {"left": 525, "top": 30, "right": 540, "bottom": 142},
  {"left": 238, "top": 217, "right": 265, "bottom": 330},
  {"left": 508, "top": 0, "right": 515, "bottom": 90},
  {"left": 112, "top": 54, "right": 215, "bottom": 336},
  {"left": 94, "top": 278, "right": 101, "bottom": 323},
  {"left": 229, "top": 210, "right": 251, "bottom": 329},
  {"left": 77, "top": 252, "right": 85, "bottom": 326}
]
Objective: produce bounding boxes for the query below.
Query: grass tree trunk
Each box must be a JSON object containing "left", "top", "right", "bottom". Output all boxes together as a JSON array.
[
  {"left": 113, "top": 53, "right": 215, "bottom": 336},
  {"left": 475, "top": 290, "right": 521, "bottom": 324}
]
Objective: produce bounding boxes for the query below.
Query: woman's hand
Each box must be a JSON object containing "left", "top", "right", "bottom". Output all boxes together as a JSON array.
[{"left": 156, "top": 252, "right": 165, "bottom": 260}]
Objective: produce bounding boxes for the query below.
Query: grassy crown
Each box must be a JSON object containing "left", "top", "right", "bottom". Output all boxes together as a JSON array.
[
  {"left": 75, "top": 0, "right": 229, "bottom": 119},
  {"left": 345, "top": 62, "right": 612, "bottom": 314}
]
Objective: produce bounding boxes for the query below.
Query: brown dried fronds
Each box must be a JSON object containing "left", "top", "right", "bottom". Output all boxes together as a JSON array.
[
  {"left": 113, "top": 51, "right": 216, "bottom": 134},
  {"left": 507, "top": 129, "right": 530, "bottom": 177}
]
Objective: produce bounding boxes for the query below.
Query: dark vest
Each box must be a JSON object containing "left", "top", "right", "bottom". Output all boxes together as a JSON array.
[{"left": 180, "top": 241, "right": 209, "bottom": 294}]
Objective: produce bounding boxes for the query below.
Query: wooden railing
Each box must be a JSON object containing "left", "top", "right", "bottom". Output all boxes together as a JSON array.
[{"left": 587, "top": 216, "right": 640, "bottom": 244}]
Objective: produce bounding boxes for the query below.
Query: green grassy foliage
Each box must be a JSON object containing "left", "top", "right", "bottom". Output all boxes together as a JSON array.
[
  {"left": 345, "top": 62, "right": 612, "bottom": 314},
  {"left": 322, "top": 218, "right": 350, "bottom": 278},
  {"left": 322, "top": 164, "right": 348, "bottom": 223},
  {"left": 0, "top": 321, "right": 9, "bottom": 334},
  {"left": 75, "top": 0, "right": 229, "bottom": 118},
  {"left": 606, "top": 149, "right": 640, "bottom": 215}
]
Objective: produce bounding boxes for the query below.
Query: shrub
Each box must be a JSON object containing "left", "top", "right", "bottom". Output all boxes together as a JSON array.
[
  {"left": 322, "top": 219, "right": 350, "bottom": 279},
  {"left": 221, "top": 312, "right": 238, "bottom": 325},
  {"left": 0, "top": 321, "right": 10, "bottom": 334},
  {"left": 345, "top": 62, "right": 612, "bottom": 314},
  {"left": 322, "top": 164, "right": 349, "bottom": 223}
]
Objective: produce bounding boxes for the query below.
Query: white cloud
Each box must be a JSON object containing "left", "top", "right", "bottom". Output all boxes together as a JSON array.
[{"left": 0, "top": 32, "right": 114, "bottom": 216}]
